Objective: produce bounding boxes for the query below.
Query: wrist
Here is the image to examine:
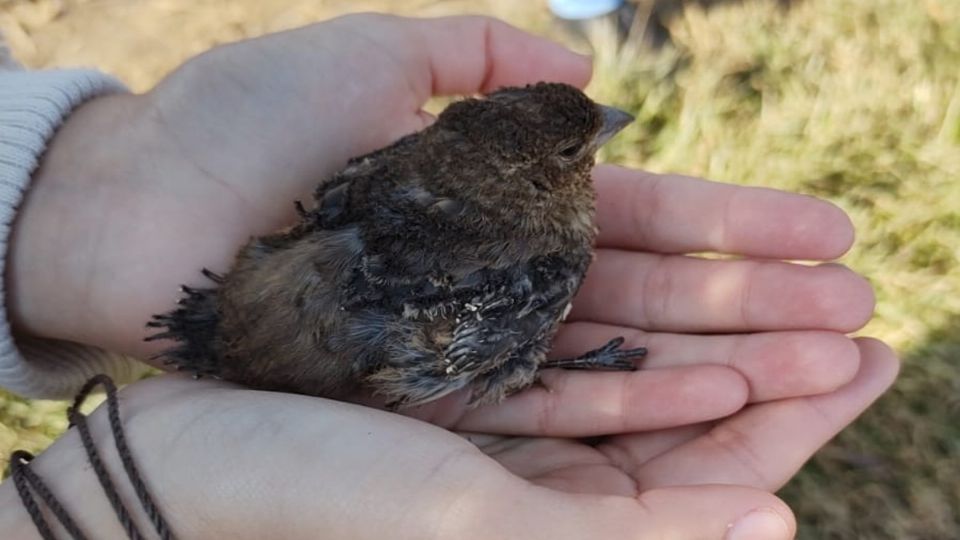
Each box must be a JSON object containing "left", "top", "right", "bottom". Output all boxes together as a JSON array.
[
  {"left": 0, "top": 421, "right": 176, "bottom": 539},
  {"left": 7, "top": 93, "right": 141, "bottom": 347},
  {"left": 0, "top": 380, "right": 225, "bottom": 539},
  {"left": 0, "top": 476, "right": 44, "bottom": 539},
  {"left": 3, "top": 92, "right": 218, "bottom": 363},
  {"left": 6, "top": 86, "right": 294, "bottom": 361}
]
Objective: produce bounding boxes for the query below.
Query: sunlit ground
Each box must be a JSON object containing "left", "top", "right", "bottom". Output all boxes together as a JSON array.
[{"left": 2, "top": 0, "right": 958, "bottom": 537}]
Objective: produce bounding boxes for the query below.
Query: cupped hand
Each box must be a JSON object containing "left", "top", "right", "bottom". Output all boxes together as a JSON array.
[
  {"left": 8, "top": 13, "right": 594, "bottom": 354},
  {"left": 3, "top": 337, "right": 896, "bottom": 540},
  {"left": 11, "top": 13, "right": 872, "bottom": 368},
  {"left": 10, "top": 6, "right": 895, "bottom": 473},
  {"left": 1, "top": 12, "right": 903, "bottom": 539}
]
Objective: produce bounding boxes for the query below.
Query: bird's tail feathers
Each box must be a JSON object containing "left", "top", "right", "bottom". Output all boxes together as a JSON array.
[{"left": 145, "top": 268, "right": 224, "bottom": 378}]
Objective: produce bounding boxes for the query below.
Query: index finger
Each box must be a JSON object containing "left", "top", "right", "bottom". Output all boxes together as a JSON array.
[
  {"left": 403, "top": 15, "right": 593, "bottom": 95},
  {"left": 337, "top": 14, "right": 592, "bottom": 99},
  {"left": 594, "top": 165, "right": 855, "bottom": 259}
]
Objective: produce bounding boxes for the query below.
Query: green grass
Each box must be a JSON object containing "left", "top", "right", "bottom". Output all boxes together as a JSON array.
[
  {"left": 2, "top": 0, "right": 959, "bottom": 537},
  {"left": 0, "top": 393, "right": 70, "bottom": 460},
  {"left": 590, "top": 1, "right": 960, "bottom": 537}
]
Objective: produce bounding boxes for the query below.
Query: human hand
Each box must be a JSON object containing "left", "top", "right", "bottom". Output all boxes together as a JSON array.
[
  {"left": 10, "top": 11, "right": 880, "bottom": 400},
  {"left": 0, "top": 344, "right": 896, "bottom": 540},
  {"left": 7, "top": 13, "right": 595, "bottom": 356},
  {"left": 5, "top": 11, "right": 898, "bottom": 517},
  {"left": 2, "top": 14, "right": 900, "bottom": 537}
]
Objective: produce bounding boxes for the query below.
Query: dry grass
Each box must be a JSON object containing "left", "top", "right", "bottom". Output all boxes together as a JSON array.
[{"left": 2, "top": 0, "right": 958, "bottom": 537}]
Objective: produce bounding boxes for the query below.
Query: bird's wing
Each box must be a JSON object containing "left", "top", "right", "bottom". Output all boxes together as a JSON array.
[
  {"left": 436, "top": 253, "right": 586, "bottom": 378},
  {"left": 360, "top": 253, "right": 587, "bottom": 408},
  {"left": 309, "top": 132, "right": 422, "bottom": 227}
]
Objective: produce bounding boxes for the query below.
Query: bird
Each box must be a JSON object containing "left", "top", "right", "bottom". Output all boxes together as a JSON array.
[{"left": 147, "top": 82, "right": 647, "bottom": 409}]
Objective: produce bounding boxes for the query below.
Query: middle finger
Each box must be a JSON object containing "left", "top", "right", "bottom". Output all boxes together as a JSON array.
[
  {"left": 550, "top": 322, "right": 862, "bottom": 403},
  {"left": 572, "top": 249, "right": 874, "bottom": 333}
]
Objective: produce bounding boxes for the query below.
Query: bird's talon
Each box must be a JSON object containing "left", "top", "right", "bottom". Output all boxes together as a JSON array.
[{"left": 602, "top": 337, "right": 625, "bottom": 352}]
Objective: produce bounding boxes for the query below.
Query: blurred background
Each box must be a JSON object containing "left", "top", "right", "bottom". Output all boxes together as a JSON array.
[{"left": 1, "top": 0, "right": 958, "bottom": 538}]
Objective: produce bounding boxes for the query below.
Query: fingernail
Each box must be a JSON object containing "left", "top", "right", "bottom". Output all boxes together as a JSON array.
[{"left": 726, "top": 508, "right": 790, "bottom": 540}]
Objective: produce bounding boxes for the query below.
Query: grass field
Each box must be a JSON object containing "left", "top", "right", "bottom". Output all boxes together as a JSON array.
[{"left": 2, "top": 0, "right": 958, "bottom": 537}]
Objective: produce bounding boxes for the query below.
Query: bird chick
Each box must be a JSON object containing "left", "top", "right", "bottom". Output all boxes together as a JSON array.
[{"left": 148, "top": 82, "right": 646, "bottom": 408}]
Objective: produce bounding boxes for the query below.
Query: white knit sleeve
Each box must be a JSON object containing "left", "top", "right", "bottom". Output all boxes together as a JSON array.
[{"left": 0, "top": 69, "right": 150, "bottom": 398}]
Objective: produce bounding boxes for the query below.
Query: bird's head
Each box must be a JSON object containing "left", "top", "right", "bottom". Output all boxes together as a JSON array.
[{"left": 435, "top": 82, "right": 633, "bottom": 192}]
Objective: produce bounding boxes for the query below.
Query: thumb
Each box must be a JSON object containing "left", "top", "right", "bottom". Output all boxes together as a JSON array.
[{"left": 484, "top": 484, "right": 796, "bottom": 540}]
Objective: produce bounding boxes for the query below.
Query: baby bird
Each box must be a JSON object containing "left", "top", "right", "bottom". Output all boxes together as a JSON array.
[{"left": 148, "top": 82, "right": 646, "bottom": 408}]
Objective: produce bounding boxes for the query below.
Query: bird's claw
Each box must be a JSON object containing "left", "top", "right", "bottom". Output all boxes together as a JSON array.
[{"left": 540, "top": 337, "right": 646, "bottom": 371}]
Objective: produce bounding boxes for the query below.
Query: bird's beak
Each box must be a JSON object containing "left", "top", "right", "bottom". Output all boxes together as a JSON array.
[{"left": 594, "top": 105, "right": 635, "bottom": 147}]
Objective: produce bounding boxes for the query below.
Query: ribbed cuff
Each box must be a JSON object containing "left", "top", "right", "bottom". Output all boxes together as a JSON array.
[{"left": 0, "top": 69, "right": 148, "bottom": 399}]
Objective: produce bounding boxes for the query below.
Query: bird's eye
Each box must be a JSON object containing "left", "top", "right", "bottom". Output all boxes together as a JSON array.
[{"left": 557, "top": 141, "right": 583, "bottom": 160}]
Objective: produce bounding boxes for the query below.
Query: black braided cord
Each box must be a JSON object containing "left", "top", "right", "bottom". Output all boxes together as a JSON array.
[
  {"left": 68, "top": 375, "right": 173, "bottom": 540},
  {"left": 8, "top": 374, "right": 175, "bottom": 539},
  {"left": 9, "top": 450, "right": 87, "bottom": 540},
  {"left": 65, "top": 379, "right": 146, "bottom": 540}
]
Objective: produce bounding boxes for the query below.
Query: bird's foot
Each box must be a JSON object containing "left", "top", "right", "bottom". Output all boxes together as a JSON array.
[{"left": 540, "top": 337, "right": 645, "bottom": 371}]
